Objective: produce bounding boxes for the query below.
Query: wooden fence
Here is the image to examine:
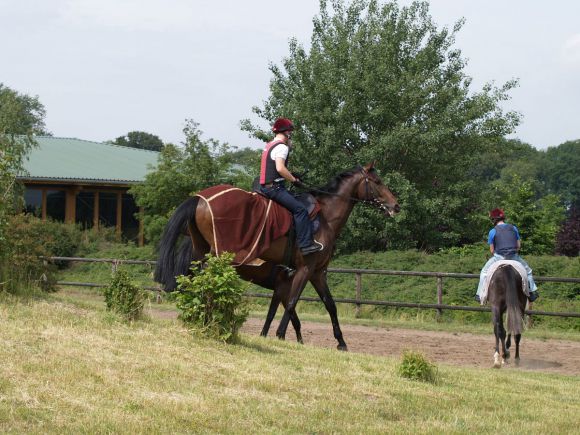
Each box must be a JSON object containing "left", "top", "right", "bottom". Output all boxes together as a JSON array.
[{"left": 43, "top": 256, "right": 580, "bottom": 319}]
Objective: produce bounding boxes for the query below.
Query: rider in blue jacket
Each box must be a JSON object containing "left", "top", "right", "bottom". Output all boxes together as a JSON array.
[{"left": 475, "top": 208, "right": 539, "bottom": 303}]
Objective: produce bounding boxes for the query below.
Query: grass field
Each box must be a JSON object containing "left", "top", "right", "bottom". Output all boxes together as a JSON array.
[{"left": 1, "top": 291, "right": 579, "bottom": 433}]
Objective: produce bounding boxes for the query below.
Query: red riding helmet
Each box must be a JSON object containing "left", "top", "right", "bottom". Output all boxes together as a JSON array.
[
  {"left": 272, "top": 118, "right": 294, "bottom": 133},
  {"left": 489, "top": 208, "right": 505, "bottom": 220}
]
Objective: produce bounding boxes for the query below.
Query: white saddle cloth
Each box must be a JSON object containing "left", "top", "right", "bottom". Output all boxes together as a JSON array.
[{"left": 481, "top": 260, "right": 529, "bottom": 305}]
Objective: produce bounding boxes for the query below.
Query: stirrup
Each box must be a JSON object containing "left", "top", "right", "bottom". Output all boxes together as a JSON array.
[{"left": 301, "top": 240, "right": 324, "bottom": 255}]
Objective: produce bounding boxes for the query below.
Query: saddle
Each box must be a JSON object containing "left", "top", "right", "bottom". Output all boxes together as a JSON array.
[
  {"left": 480, "top": 260, "right": 529, "bottom": 305},
  {"left": 195, "top": 184, "right": 321, "bottom": 266}
]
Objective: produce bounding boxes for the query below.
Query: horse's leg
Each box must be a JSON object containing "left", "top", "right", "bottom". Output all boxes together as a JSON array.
[
  {"left": 276, "top": 304, "right": 304, "bottom": 342},
  {"left": 260, "top": 275, "right": 303, "bottom": 343},
  {"left": 505, "top": 333, "right": 512, "bottom": 360},
  {"left": 492, "top": 306, "right": 503, "bottom": 368},
  {"left": 514, "top": 299, "right": 525, "bottom": 364},
  {"left": 276, "top": 267, "right": 310, "bottom": 341},
  {"left": 310, "top": 270, "right": 348, "bottom": 351},
  {"left": 499, "top": 314, "right": 508, "bottom": 365},
  {"left": 514, "top": 333, "right": 522, "bottom": 364},
  {"left": 261, "top": 291, "right": 280, "bottom": 337},
  {"left": 288, "top": 307, "right": 303, "bottom": 344}
]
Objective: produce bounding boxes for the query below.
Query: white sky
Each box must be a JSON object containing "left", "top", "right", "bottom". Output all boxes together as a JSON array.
[{"left": 1, "top": 0, "right": 579, "bottom": 150}]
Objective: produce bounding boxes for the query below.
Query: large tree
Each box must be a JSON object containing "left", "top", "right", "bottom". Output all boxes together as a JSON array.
[
  {"left": 0, "top": 83, "right": 47, "bottom": 278},
  {"left": 113, "top": 131, "right": 164, "bottom": 152},
  {"left": 540, "top": 140, "right": 580, "bottom": 209},
  {"left": 243, "top": 0, "right": 520, "bottom": 251}
]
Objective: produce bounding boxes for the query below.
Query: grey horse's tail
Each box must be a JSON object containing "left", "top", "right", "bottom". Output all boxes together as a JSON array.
[{"left": 505, "top": 266, "right": 524, "bottom": 335}]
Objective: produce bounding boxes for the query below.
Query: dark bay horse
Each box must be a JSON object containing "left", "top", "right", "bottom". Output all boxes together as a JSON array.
[
  {"left": 487, "top": 264, "right": 528, "bottom": 368},
  {"left": 154, "top": 163, "right": 400, "bottom": 350}
]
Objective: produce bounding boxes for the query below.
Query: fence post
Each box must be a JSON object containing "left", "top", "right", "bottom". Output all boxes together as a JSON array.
[
  {"left": 355, "top": 272, "right": 362, "bottom": 318},
  {"left": 436, "top": 276, "right": 443, "bottom": 321}
]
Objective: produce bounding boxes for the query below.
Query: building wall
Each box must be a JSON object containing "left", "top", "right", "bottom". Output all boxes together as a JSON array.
[{"left": 23, "top": 183, "right": 143, "bottom": 245}]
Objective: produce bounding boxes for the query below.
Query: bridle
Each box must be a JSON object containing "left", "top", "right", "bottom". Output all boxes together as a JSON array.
[
  {"left": 300, "top": 167, "right": 389, "bottom": 211},
  {"left": 358, "top": 167, "right": 392, "bottom": 212}
]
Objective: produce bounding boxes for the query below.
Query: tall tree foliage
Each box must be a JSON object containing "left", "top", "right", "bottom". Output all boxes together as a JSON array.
[
  {"left": 0, "top": 84, "right": 47, "bottom": 254},
  {"left": 243, "top": 0, "right": 520, "bottom": 251},
  {"left": 130, "top": 120, "right": 233, "bottom": 244},
  {"left": 540, "top": 140, "right": 580, "bottom": 208},
  {"left": 112, "top": 131, "right": 165, "bottom": 152},
  {"left": 485, "top": 174, "right": 565, "bottom": 255}
]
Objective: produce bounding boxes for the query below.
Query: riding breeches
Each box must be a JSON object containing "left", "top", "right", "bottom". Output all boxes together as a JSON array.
[{"left": 259, "top": 184, "right": 313, "bottom": 249}]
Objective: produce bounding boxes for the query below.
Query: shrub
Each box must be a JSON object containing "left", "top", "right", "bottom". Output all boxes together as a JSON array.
[
  {"left": 0, "top": 214, "right": 65, "bottom": 293},
  {"left": 398, "top": 350, "right": 438, "bottom": 383},
  {"left": 556, "top": 207, "right": 580, "bottom": 257},
  {"left": 103, "top": 268, "right": 145, "bottom": 321},
  {"left": 175, "top": 252, "right": 248, "bottom": 343}
]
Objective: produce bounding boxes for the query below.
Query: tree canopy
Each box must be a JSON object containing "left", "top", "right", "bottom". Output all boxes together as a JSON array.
[
  {"left": 0, "top": 83, "right": 47, "bottom": 261},
  {"left": 243, "top": 0, "right": 520, "bottom": 251},
  {"left": 540, "top": 140, "right": 580, "bottom": 209},
  {"left": 112, "top": 131, "right": 165, "bottom": 152}
]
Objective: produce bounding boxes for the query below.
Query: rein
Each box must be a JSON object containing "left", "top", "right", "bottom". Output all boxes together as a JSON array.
[{"left": 299, "top": 168, "right": 385, "bottom": 211}]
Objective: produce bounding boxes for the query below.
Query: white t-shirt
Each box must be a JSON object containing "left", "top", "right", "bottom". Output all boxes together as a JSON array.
[{"left": 270, "top": 144, "right": 289, "bottom": 161}]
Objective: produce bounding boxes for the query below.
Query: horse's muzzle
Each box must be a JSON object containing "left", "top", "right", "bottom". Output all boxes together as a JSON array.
[{"left": 380, "top": 202, "right": 400, "bottom": 217}]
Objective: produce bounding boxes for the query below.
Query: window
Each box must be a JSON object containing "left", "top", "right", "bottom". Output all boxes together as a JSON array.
[
  {"left": 122, "top": 193, "right": 140, "bottom": 242},
  {"left": 76, "top": 192, "right": 95, "bottom": 229},
  {"left": 98, "top": 192, "right": 117, "bottom": 228},
  {"left": 46, "top": 190, "right": 65, "bottom": 222},
  {"left": 24, "top": 188, "right": 42, "bottom": 217}
]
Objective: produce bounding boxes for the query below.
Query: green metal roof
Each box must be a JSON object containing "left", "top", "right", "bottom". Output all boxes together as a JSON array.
[{"left": 18, "top": 136, "right": 159, "bottom": 184}]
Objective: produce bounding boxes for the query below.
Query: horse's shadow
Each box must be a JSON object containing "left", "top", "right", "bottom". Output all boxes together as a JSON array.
[{"left": 235, "top": 337, "right": 280, "bottom": 355}]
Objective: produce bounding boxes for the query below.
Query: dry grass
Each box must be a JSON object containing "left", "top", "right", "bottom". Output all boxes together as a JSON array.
[{"left": 1, "top": 293, "right": 579, "bottom": 433}]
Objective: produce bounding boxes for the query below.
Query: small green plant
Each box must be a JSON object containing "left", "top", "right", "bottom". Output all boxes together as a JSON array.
[
  {"left": 175, "top": 252, "right": 248, "bottom": 343},
  {"left": 103, "top": 268, "right": 145, "bottom": 321},
  {"left": 398, "top": 350, "right": 438, "bottom": 383}
]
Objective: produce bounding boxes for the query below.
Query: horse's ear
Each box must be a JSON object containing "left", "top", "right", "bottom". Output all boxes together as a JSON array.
[{"left": 364, "top": 161, "right": 376, "bottom": 171}]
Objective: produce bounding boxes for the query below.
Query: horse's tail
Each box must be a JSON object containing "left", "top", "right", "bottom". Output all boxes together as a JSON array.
[
  {"left": 154, "top": 197, "right": 199, "bottom": 291},
  {"left": 505, "top": 266, "right": 524, "bottom": 336}
]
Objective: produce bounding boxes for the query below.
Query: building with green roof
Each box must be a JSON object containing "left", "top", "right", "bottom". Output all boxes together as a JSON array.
[{"left": 17, "top": 136, "right": 159, "bottom": 244}]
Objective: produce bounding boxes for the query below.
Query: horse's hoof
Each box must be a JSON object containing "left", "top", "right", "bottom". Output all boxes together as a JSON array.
[
  {"left": 276, "top": 335, "right": 286, "bottom": 341},
  {"left": 493, "top": 352, "right": 501, "bottom": 368},
  {"left": 337, "top": 344, "right": 348, "bottom": 351},
  {"left": 515, "top": 357, "right": 521, "bottom": 366}
]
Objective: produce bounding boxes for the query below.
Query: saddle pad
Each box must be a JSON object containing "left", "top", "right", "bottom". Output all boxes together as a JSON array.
[
  {"left": 481, "top": 260, "right": 529, "bottom": 305},
  {"left": 195, "top": 185, "right": 292, "bottom": 265}
]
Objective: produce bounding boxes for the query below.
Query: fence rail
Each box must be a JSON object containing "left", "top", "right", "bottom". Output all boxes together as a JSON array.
[{"left": 42, "top": 256, "right": 580, "bottom": 319}]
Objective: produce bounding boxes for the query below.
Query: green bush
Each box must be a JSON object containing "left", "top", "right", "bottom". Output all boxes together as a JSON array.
[
  {"left": 0, "top": 214, "right": 64, "bottom": 293},
  {"left": 103, "top": 268, "right": 145, "bottom": 321},
  {"left": 175, "top": 252, "right": 248, "bottom": 343},
  {"left": 398, "top": 351, "right": 438, "bottom": 383},
  {"left": 0, "top": 213, "right": 125, "bottom": 294}
]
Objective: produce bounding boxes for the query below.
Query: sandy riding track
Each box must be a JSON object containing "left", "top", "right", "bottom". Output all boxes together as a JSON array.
[{"left": 241, "top": 318, "right": 580, "bottom": 376}]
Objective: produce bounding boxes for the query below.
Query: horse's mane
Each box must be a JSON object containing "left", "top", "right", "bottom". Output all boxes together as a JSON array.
[{"left": 310, "top": 166, "right": 363, "bottom": 198}]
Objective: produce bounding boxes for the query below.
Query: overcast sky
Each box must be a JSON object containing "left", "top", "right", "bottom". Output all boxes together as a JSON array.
[{"left": 2, "top": 0, "right": 579, "bottom": 150}]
